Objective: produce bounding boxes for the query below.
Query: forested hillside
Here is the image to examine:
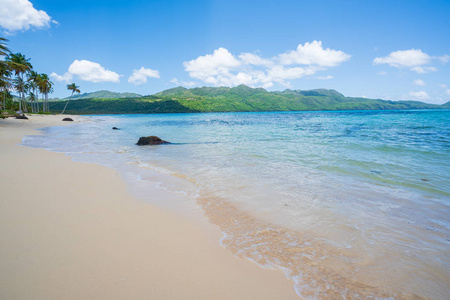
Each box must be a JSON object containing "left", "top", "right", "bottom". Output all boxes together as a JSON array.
[{"left": 49, "top": 85, "right": 448, "bottom": 114}]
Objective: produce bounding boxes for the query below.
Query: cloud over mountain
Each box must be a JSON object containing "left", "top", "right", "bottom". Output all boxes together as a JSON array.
[
  {"left": 183, "top": 41, "right": 350, "bottom": 88},
  {"left": 374, "top": 49, "right": 448, "bottom": 73},
  {"left": 128, "top": 67, "right": 160, "bottom": 85}
]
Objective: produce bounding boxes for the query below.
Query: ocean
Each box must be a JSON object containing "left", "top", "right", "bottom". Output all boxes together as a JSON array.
[{"left": 23, "top": 109, "right": 450, "bottom": 299}]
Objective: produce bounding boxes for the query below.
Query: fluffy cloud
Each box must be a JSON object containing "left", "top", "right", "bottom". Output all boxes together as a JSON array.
[
  {"left": 373, "top": 49, "right": 447, "bottom": 73},
  {"left": 51, "top": 60, "right": 120, "bottom": 83},
  {"left": 0, "top": 0, "right": 55, "bottom": 32},
  {"left": 183, "top": 41, "right": 349, "bottom": 88},
  {"left": 128, "top": 67, "right": 160, "bottom": 85},
  {"left": 183, "top": 47, "right": 241, "bottom": 84},
  {"left": 268, "top": 65, "right": 318, "bottom": 80},
  {"left": 239, "top": 53, "right": 273, "bottom": 66},
  {"left": 413, "top": 79, "right": 425, "bottom": 86},
  {"left": 446, "top": 90, "right": 450, "bottom": 96},
  {"left": 374, "top": 49, "right": 431, "bottom": 68},
  {"left": 409, "top": 91, "right": 430, "bottom": 100},
  {"left": 278, "top": 41, "right": 351, "bottom": 67},
  {"left": 50, "top": 72, "right": 72, "bottom": 83}
]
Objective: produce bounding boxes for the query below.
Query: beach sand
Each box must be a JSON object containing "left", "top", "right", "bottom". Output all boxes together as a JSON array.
[{"left": 0, "top": 115, "right": 298, "bottom": 299}]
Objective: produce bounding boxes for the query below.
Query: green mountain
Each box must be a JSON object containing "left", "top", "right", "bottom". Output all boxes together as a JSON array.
[
  {"left": 64, "top": 90, "right": 142, "bottom": 100},
  {"left": 49, "top": 85, "right": 449, "bottom": 114}
]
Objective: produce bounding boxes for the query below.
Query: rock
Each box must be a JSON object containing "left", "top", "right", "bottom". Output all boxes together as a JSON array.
[
  {"left": 112, "top": 127, "right": 119, "bottom": 130},
  {"left": 15, "top": 114, "right": 28, "bottom": 120},
  {"left": 62, "top": 118, "right": 73, "bottom": 121},
  {"left": 136, "top": 136, "right": 170, "bottom": 146}
]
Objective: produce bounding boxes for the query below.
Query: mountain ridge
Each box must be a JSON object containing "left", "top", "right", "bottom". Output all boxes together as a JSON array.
[
  {"left": 48, "top": 85, "right": 449, "bottom": 114},
  {"left": 63, "top": 90, "right": 142, "bottom": 100}
]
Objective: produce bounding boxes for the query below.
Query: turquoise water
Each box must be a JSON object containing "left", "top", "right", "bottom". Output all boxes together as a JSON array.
[{"left": 23, "top": 110, "right": 450, "bottom": 298}]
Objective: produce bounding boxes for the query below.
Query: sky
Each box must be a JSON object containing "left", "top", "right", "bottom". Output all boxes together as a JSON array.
[{"left": 1, "top": 0, "right": 449, "bottom": 103}]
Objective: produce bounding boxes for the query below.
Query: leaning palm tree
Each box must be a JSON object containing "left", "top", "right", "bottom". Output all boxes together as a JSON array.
[
  {"left": 62, "top": 83, "right": 80, "bottom": 114},
  {"left": 6, "top": 53, "right": 32, "bottom": 112}
]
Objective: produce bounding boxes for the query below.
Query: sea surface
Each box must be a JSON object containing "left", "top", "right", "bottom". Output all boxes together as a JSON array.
[{"left": 23, "top": 110, "right": 450, "bottom": 299}]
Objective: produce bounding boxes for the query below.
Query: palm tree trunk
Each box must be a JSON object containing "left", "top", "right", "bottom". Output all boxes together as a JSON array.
[
  {"left": 18, "top": 90, "right": 22, "bottom": 111},
  {"left": 61, "top": 92, "right": 74, "bottom": 114}
]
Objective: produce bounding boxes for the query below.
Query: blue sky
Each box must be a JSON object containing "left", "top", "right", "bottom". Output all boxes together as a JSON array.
[{"left": 1, "top": 0, "right": 449, "bottom": 103}]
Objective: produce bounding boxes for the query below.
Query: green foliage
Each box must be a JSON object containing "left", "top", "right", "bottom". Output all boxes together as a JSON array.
[
  {"left": 65, "top": 90, "right": 142, "bottom": 100},
  {"left": 49, "top": 85, "right": 448, "bottom": 115}
]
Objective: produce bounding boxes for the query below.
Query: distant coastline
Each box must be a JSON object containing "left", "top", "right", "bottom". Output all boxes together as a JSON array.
[{"left": 47, "top": 85, "right": 450, "bottom": 115}]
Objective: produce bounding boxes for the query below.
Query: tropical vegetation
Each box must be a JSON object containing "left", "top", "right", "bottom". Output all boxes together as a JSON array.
[
  {"left": 0, "top": 36, "right": 67, "bottom": 117},
  {"left": 49, "top": 85, "right": 450, "bottom": 115}
]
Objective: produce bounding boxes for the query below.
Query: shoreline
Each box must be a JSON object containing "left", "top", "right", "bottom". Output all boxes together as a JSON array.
[{"left": 0, "top": 115, "right": 298, "bottom": 299}]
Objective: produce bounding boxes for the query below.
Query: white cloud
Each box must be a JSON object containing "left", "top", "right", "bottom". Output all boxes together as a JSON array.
[
  {"left": 184, "top": 48, "right": 241, "bottom": 82},
  {"left": 438, "top": 84, "right": 447, "bottom": 89},
  {"left": 52, "top": 60, "right": 120, "bottom": 83},
  {"left": 183, "top": 41, "right": 349, "bottom": 88},
  {"left": 316, "top": 75, "right": 334, "bottom": 80},
  {"left": 170, "top": 78, "right": 196, "bottom": 87},
  {"left": 278, "top": 41, "right": 351, "bottom": 67},
  {"left": 446, "top": 89, "right": 450, "bottom": 96},
  {"left": 268, "top": 65, "right": 318, "bottom": 80},
  {"left": 377, "top": 71, "right": 387, "bottom": 75},
  {"left": 50, "top": 72, "right": 72, "bottom": 83},
  {"left": 438, "top": 55, "right": 450, "bottom": 64},
  {"left": 410, "top": 66, "right": 437, "bottom": 74},
  {"left": 239, "top": 53, "right": 273, "bottom": 66},
  {"left": 409, "top": 91, "right": 430, "bottom": 100},
  {"left": 128, "top": 67, "right": 160, "bottom": 85},
  {"left": 373, "top": 49, "right": 448, "bottom": 73},
  {"left": 374, "top": 49, "right": 431, "bottom": 68},
  {"left": 0, "top": 0, "right": 56, "bottom": 32},
  {"left": 413, "top": 79, "right": 425, "bottom": 86},
  {"left": 69, "top": 60, "right": 120, "bottom": 83}
]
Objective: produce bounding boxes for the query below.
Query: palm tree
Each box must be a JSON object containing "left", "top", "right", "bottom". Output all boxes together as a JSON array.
[
  {"left": 0, "top": 37, "right": 11, "bottom": 110},
  {"left": 62, "top": 83, "right": 80, "bottom": 114},
  {"left": 27, "top": 71, "right": 40, "bottom": 112},
  {"left": 0, "top": 62, "right": 11, "bottom": 110},
  {"left": 0, "top": 37, "right": 10, "bottom": 57},
  {"left": 13, "top": 77, "right": 28, "bottom": 111},
  {"left": 38, "top": 74, "right": 53, "bottom": 112},
  {"left": 6, "top": 53, "right": 32, "bottom": 112}
]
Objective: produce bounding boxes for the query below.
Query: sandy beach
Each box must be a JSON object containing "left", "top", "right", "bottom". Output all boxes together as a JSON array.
[{"left": 0, "top": 115, "right": 298, "bottom": 300}]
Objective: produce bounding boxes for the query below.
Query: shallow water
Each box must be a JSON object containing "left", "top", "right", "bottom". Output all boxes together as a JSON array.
[{"left": 23, "top": 110, "right": 450, "bottom": 299}]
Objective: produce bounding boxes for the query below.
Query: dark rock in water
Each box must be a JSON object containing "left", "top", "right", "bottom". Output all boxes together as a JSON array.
[
  {"left": 421, "top": 178, "right": 430, "bottom": 182},
  {"left": 62, "top": 118, "right": 73, "bottom": 121},
  {"left": 112, "top": 127, "right": 119, "bottom": 130},
  {"left": 15, "top": 114, "right": 28, "bottom": 120},
  {"left": 136, "top": 136, "right": 170, "bottom": 146}
]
